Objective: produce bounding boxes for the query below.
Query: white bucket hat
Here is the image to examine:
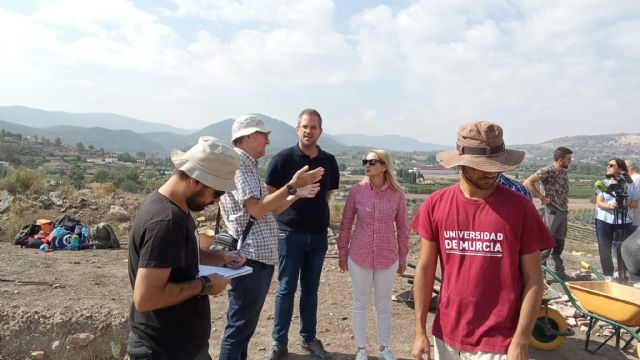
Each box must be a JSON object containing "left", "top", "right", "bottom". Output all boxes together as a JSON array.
[
  {"left": 171, "top": 136, "right": 240, "bottom": 191},
  {"left": 231, "top": 114, "right": 271, "bottom": 142}
]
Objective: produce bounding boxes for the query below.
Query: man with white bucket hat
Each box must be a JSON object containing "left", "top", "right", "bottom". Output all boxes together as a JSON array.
[
  {"left": 218, "top": 114, "right": 324, "bottom": 360},
  {"left": 127, "top": 136, "right": 245, "bottom": 360},
  {"left": 411, "top": 121, "right": 554, "bottom": 360}
]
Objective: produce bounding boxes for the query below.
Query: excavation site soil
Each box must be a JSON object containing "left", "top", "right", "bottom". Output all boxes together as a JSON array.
[{"left": 0, "top": 194, "right": 637, "bottom": 360}]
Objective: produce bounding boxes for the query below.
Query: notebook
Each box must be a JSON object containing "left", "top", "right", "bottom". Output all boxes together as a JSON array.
[{"left": 198, "top": 264, "right": 253, "bottom": 279}]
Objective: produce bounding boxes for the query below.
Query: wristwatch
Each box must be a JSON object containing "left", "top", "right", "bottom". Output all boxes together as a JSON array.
[
  {"left": 199, "top": 275, "right": 212, "bottom": 297},
  {"left": 286, "top": 183, "right": 297, "bottom": 196}
]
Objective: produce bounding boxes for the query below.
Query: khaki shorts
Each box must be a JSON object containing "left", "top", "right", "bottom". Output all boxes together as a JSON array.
[{"left": 433, "top": 337, "right": 506, "bottom": 360}]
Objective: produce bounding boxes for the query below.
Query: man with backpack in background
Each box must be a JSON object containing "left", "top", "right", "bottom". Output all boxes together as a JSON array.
[{"left": 127, "top": 136, "right": 245, "bottom": 360}]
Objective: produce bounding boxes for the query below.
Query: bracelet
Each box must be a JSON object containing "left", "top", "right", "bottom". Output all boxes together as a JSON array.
[{"left": 198, "top": 276, "right": 206, "bottom": 293}]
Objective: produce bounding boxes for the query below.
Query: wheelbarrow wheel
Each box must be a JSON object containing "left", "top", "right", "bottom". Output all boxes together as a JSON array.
[{"left": 530, "top": 308, "right": 568, "bottom": 350}]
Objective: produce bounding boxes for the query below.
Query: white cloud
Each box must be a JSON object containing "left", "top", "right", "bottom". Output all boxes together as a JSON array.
[
  {"left": 0, "top": 0, "right": 638, "bottom": 144},
  {"left": 168, "top": 0, "right": 335, "bottom": 31}
]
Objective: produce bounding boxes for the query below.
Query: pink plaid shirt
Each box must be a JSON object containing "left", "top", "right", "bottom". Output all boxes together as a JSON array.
[{"left": 338, "top": 179, "right": 410, "bottom": 269}]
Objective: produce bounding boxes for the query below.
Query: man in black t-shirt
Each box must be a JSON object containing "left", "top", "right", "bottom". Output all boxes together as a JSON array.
[
  {"left": 127, "top": 136, "right": 245, "bottom": 360},
  {"left": 263, "top": 109, "right": 340, "bottom": 360}
]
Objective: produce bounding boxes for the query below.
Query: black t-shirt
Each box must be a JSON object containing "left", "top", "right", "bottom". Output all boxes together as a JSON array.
[
  {"left": 265, "top": 144, "right": 340, "bottom": 232},
  {"left": 127, "top": 191, "right": 210, "bottom": 358}
]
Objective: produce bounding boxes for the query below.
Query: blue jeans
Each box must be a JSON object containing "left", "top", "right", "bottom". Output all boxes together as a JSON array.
[
  {"left": 595, "top": 219, "right": 634, "bottom": 277},
  {"left": 219, "top": 259, "right": 274, "bottom": 360},
  {"left": 272, "top": 231, "right": 328, "bottom": 345}
]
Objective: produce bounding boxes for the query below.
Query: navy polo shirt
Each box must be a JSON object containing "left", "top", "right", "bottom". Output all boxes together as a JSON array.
[{"left": 265, "top": 144, "right": 340, "bottom": 232}]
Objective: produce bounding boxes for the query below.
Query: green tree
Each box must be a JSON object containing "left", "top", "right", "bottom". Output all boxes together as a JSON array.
[
  {"left": 117, "top": 152, "right": 134, "bottom": 163},
  {"left": 66, "top": 165, "right": 86, "bottom": 189},
  {"left": 88, "top": 144, "right": 95, "bottom": 151},
  {"left": 92, "top": 168, "right": 110, "bottom": 182},
  {"left": 76, "top": 142, "right": 85, "bottom": 152},
  {"left": 54, "top": 137, "right": 62, "bottom": 146},
  {"left": 135, "top": 151, "right": 146, "bottom": 160}
]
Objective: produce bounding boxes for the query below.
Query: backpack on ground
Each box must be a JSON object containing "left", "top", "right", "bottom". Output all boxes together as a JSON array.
[
  {"left": 54, "top": 214, "right": 82, "bottom": 233},
  {"left": 90, "top": 222, "right": 120, "bottom": 249},
  {"left": 13, "top": 224, "right": 41, "bottom": 247}
]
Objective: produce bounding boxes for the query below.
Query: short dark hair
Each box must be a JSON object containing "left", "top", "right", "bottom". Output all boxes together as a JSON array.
[
  {"left": 174, "top": 169, "right": 190, "bottom": 181},
  {"left": 554, "top": 147, "right": 573, "bottom": 161},
  {"left": 298, "top": 108, "right": 322, "bottom": 128}
]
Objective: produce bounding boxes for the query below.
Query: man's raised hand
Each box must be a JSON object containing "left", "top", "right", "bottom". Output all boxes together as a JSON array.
[{"left": 290, "top": 165, "right": 324, "bottom": 188}]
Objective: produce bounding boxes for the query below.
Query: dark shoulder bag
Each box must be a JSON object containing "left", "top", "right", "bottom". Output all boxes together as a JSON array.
[{"left": 212, "top": 206, "right": 256, "bottom": 252}]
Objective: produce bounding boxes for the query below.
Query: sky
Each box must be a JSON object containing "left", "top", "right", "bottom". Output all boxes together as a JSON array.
[{"left": 0, "top": 0, "right": 639, "bottom": 145}]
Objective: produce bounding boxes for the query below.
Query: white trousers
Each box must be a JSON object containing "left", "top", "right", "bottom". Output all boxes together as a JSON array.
[{"left": 348, "top": 257, "right": 398, "bottom": 349}]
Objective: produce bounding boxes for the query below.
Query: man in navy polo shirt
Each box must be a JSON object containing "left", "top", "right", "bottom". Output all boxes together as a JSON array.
[{"left": 263, "top": 108, "right": 340, "bottom": 360}]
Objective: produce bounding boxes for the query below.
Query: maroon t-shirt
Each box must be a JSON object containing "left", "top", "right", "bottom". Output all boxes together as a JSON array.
[{"left": 412, "top": 184, "right": 554, "bottom": 353}]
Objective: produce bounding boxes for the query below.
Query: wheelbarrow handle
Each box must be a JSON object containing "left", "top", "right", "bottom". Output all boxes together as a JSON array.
[{"left": 581, "top": 261, "right": 605, "bottom": 281}]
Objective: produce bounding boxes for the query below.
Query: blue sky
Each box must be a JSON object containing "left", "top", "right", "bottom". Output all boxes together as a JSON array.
[{"left": 0, "top": 0, "right": 638, "bottom": 144}]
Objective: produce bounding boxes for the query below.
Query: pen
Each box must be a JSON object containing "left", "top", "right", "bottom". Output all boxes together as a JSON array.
[{"left": 232, "top": 239, "right": 242, "bottom": 269}]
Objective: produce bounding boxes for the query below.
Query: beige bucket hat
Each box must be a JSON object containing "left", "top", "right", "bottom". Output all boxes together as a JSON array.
[
  {"left": 171, "top": 136, "right": 240, "bottom": 191},
  {"left": 231, "top": 114, "right": 271, "bottom": 142},
  {"left": 437, "top": 121, "right": 525, "bottom": 172}
]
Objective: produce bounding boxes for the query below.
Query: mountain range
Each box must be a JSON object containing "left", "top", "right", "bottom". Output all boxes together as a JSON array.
[
  {"left": 1, "top": 106, "right": 639, "bottom": 161},
  {"left": 0, "top": 105, "right": 446, "bottom": 153}
]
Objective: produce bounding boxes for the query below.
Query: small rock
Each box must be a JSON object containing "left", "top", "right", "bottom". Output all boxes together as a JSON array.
[
  {"left": 567, "top": 318, "right": 577, "bottom": 326},
  {"left": 580, "top": 325, "right": 589, "bottom": 333},
  {"left": 67, "top": 333, "right": 95, "bottom": 348},
  {"left": 51, "top": 340, "right": 60, "bottom": 351},
  {"left": 109, "top": 205, "right": 130, "bottom": 221},
  {"left": 49, "top": 191, "right": 65, "bottom": 206},
  {"left": 31, "top": 350, "right": 45, "bottom": 360},
  {"left": 558, "top": 305, "right": 577, "bottom": 318},
  {"left": 0, "top": 190, "right": 14, "bottom": 213}
]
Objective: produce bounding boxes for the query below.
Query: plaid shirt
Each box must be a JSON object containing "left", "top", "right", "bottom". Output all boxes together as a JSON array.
[
  {"left": 337, "top": 180, "right": 409, "bottom": 269},
  {"left": 496, "top": 173, "right": 532, "bottom": 200},
  {"left": 219, "top": 149, "right": 279, "bottom": 265}
]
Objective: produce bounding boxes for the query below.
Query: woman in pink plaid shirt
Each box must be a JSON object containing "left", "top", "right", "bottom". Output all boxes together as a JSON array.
[{"left": 337, "top": 149, "right": 410, "bottom": 360}]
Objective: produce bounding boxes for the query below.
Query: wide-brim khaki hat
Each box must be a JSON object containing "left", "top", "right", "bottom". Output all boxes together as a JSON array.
[
  {"left": 437, "top": 120, "right": 525, "bottom": 172},
  {"left": 171, "top": 136, "right": 240, "bottom": 191},
  {"left": 231, "top": 114, "right": 271, "bottom": 142}
]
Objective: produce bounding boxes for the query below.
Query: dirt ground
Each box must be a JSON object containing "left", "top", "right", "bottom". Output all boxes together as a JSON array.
[{"left": 1, "top": 196, "right": 639, "bottom": 359}]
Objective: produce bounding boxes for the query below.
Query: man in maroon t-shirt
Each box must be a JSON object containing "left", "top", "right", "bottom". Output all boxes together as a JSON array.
[{"left": 411, "top": 121, "right": 554, "bottom": 360}]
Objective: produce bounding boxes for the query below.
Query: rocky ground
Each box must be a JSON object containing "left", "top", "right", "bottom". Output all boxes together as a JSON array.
[{"left": 0, "top": 191, "right": 639, "bottom": 360}]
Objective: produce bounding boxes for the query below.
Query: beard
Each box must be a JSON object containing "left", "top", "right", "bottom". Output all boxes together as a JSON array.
[
  {"left": 461, "top": 167, "right": 497, "bottom": 191},
  {"left": 186, "top": 188, "right": 209, "bottom": 212}
]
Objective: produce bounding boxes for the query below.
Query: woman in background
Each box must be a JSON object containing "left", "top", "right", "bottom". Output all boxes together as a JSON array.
[
  {"left": 338, "top": 149, "right": 409, "bottom": 360},
  {"left": 594, "top": 158, "right": 639, "bottom": 280}
]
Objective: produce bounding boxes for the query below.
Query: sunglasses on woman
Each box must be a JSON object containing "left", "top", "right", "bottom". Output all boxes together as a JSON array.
[{"left": 362, "top": 159, "right": 384, "bottom": 166}]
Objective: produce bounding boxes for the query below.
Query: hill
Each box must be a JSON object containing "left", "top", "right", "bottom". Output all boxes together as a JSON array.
[
  {"left": 0, "top": 105, "right": 193, "bottom": 135},
  {"left": 0, "top": 119, "right": 165, "bottom": 153},
  {"left": 2, "top": 106, "right": 640, "bottom": 161},
  {"left": 333, "top": 133, "right": 448, "bottom": 152},
  {"left": 513, "top": 133, "right": 640, "bottom": 162}
]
